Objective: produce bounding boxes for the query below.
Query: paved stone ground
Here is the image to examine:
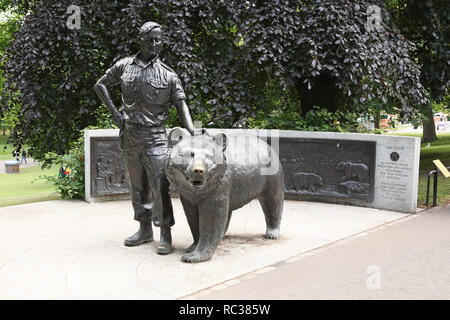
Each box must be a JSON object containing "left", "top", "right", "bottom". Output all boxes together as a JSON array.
[
  {"left": 0, "top": 158, "right": 39, "bottom": 174},
  {"left": 190, "top": 205, "right": 449, "bottom": 300},
  {"left": 0, "top": 199, "right": 410, "bottom": 299}
]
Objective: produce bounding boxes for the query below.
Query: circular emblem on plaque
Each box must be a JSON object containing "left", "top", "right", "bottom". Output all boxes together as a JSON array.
[{"left": 390, "top": 152, "right": 400, "bottom": 162}]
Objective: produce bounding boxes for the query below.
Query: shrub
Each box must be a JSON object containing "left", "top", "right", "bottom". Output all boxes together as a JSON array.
[
  {"left": 39, "top": 133, "right": 85, "bottom": 199},
  {"left": 39, "top": 107, "right": 116, "bottom": 200},
  {"left": 246, "top": 105, "right": 359, "bottom": 133}
]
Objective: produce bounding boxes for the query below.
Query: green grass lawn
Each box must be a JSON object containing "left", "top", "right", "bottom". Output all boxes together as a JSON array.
[
  {"left": 0, "top": 134, "right": 16, "bottom": 160},
  {"left": 0, "top": 165, "right": 59, "bottom": 207},
  {"left": 390, "top": 132, "right": 450, "bottom": 207},
  {"left": 0, "top": 133, "right": 60, "bottom": 207}
]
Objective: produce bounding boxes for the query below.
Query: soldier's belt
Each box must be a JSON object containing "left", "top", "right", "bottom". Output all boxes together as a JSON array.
[{"left": 124, "top": 122, "right": 165, "bottom": 133}]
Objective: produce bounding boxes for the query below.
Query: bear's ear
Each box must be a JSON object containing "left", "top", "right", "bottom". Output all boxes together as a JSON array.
[
  {"left": 200, "top": 128, "right": 209, "bottom": 136},
  {"left": 195, "top": 128, "right": 210, "bottom": 137},
  {"left": 213, "top": 133, "right": 227, "bottom": 152},
  {"left": 168, "top": 127, "right": 187, "bottom": 146}
]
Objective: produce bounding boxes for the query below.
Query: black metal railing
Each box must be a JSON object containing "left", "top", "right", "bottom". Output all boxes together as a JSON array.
[{"left": 425, "top": 166, "right": 450, "bottom": 208}]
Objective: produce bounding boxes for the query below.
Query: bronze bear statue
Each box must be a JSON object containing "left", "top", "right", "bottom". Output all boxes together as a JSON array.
[{"left": 165, "top": 128, "right": 284, "bottom": 263}]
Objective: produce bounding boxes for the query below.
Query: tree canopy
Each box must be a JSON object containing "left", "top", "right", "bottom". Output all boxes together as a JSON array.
[
  {"left": 390, "top": 0, "right": 449, "bottom": 102},
  {"left": 0, "top": 6, "right": 22, "bottom": 132},
  {"left": 387, "top": 0, "right": 449, "bottom": 141},
  {"left": 0, "top": 0, "right": 436, "bottom": 160}
]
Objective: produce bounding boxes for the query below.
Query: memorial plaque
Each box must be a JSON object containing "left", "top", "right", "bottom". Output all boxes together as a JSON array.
[
  {"left": 376, "top": 145, "right": 416, "bottom": 205},
  {"left": 278, "top": 138, "right": 376, "bottom": 202},
  {"left": 90, "top": 137, "right": 129, "bottom": 196}
]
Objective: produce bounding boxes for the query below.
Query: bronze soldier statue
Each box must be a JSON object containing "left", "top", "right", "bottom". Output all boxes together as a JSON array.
[{"left": 94, "top": 21, "right": 198, "bottom": 254}]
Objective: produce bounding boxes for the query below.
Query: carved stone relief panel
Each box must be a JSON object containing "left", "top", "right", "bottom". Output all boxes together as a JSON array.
[
  {"left": 278, "top": 138, "right": 376, "bottom": 202},
  {"left": 90, "top": 137, "right": 129, "bottom": 196}
]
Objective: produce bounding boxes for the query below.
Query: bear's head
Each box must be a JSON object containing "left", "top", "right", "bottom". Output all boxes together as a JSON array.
[
  {"left": 165, "top": 128, "right": 228, "bottom": 192},
  {"left": 316, "top": 175, "right": 323, "bottom": 186},
  {"left": 336, "top": 161, "right": 350, "bottom": 171}
]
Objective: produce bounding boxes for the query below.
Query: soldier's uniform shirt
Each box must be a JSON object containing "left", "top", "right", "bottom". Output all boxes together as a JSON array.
[{"left": 102, "top": 53, "right": 186, "bottom": 129}]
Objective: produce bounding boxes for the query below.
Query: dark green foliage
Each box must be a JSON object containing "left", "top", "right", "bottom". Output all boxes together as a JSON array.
[
  {"left": 1, "top": 0, "right": 430, "bottom": 161},
  {"left": 39, "top": 114, "right": 116, "bottom": 199},
  {"left": 247, "top": 106, "right": 359, "bottom": 132},
  {"left": 39, "top": 134, "right": 85, "bottom": 199},
  {"left": 0, "top": 9, "right": 22, "bottom": 131},
  {"left": 0, "top": 0, "right": 37, "bottom": 13},
  {"left": 387, "top": 0, "right": 449, "bottom": 142},
  {"left": 237, "top": 0, "right": 427, "bottom": 114},
  {"left": 245, "top": 79, "right": 360, "bottom": 131},
  {"left": 1, "top": 1, "right": 130, "bottom": 160},
  {"left": 0, "top": 11, "right": 21, "bottom": 52},
  {"left": 389, "top": 0, "right": 449, "bottom": 102}
]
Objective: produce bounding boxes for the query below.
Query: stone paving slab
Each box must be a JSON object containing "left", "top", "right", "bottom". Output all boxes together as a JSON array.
[{"left": 0, "top": 199, "right": 408, "bottom": 299}]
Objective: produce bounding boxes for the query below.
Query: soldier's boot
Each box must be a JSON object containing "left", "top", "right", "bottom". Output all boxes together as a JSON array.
[
  {"left": 124, "top": 221, "right": 154, "bottom": 247},
  {"left": 157, "top": 226, "right": 172, "bottom": 255}
]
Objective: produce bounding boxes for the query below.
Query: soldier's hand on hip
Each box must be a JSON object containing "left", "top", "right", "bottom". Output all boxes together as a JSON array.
[{"left": 113, "top": 113, "right": 124, "bottom": 128}]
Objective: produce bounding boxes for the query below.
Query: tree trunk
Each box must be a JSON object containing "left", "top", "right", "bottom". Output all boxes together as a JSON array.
[
  {"left": 422, "top": 105, "right": 437, "bottom": 143},
  {"left": 373, "top": 110, "right": 380, "bottom": 129},
  {"left": 295, "top": 74, "right": 341, "bottom": 115}
]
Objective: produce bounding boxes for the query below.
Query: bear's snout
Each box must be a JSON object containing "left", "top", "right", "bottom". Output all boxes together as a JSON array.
[{"left": 188, "top": 163, "right": 206, "bottom": 187}]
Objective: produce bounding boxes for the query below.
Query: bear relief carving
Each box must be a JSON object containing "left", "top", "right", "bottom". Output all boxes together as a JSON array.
[
  {"left": 291, "top": 172, "right": 323, "bottom": 193},
  {"left": 335, "top": 161, "right": 370, "bottom": 195},
  {"left": 336, "top": 161, "right": 369, "bottom": 183},
  {"left": 164, "top": 128, "right": 284, "bottom": 263}
]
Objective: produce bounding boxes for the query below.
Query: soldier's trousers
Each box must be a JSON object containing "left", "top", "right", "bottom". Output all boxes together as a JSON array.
[{"left": 121, "top": 124, "right": 174, "bottom": 228}]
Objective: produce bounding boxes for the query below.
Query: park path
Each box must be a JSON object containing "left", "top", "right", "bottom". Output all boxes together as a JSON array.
[
  {"left": 390, "top": 121, "right": 450, "bottom": 134},
  {"left": 0, "top": 158, "right": 39, "bottom": 174},
  {"left": 190, "top": 205, "right": 450, "bottom": 300}
]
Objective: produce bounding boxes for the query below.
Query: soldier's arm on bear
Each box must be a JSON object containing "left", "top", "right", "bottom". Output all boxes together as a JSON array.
[
  {"left": 174, "top": 99, "right": 198, "bottom": 136},
  {"left": 171, "top": 75, "right": 198, "bottom": 135}
]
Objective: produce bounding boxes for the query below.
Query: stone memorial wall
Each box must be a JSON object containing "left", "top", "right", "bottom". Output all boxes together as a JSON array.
[{"left": 84, "top": 129, "right": 420, "bottom": 213}]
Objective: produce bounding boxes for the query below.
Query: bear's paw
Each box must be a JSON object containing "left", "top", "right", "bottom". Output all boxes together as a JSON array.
[
  {"left": 264, "top": 228, "right": 280, "bottom": 239},
  {"left": 181, "top": 252, "right": 211, "bottom": 263}
]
